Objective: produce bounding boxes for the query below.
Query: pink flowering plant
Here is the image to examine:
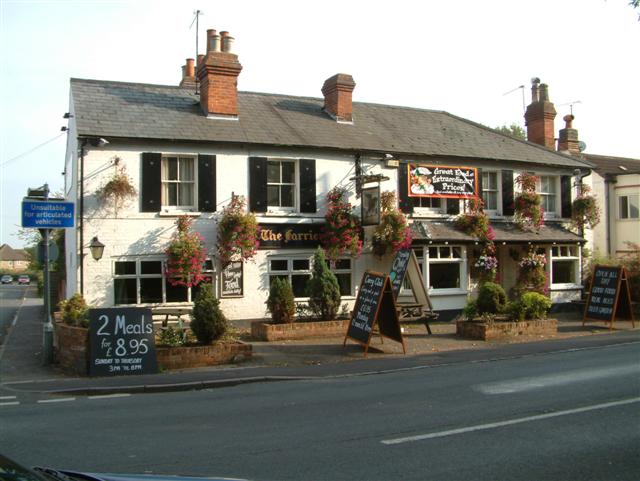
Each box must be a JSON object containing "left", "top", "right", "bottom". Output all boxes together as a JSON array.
[
  {"left": 514, "top": 246, "right": 548, "bottom": 296},
  {"left": 372, "top": 191, "right": 412, "bottom": 257},
  {"left": 217, "top": 195, "right": 260, "bottom": 267},
  {"left": 165, "top": 215, "right": 207, "bottom": 288},
  {"left": 514, "top": 173, "right": 544, "bottom": 231},
  {"left": 321, "top": 187, "right": 363, "bottom": 262},
  {"left": 571, "top": 183, "right": 600, "bottom": 232}
]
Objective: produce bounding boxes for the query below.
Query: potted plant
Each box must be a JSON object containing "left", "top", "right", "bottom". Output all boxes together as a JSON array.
[
  {"left": 95, "top": 156, "right": 137, "bottom": 216},
  {"left": 217, "top": 195, "right": 260, "bottom": 267},
  {"left": 320, "top": 187, "right": 363, "bottom": 262},
  {"left": 372, "top": 191, "right": 411, "bottom": 257},
  {"left": 514, "top": 172, "right": 544, "bottom": 232},
  {"left": 266, "top": 277, "right": 295, "bottom": 324},
  {"left": 515, "top": 246, "right": 548, "bottom": 295},
  {"left": 306, "top": 248, "right": 341, "bottom": 321},
  {"left": 165, "top": 215, "right": 207, "bottom": 288},
  {"left": 571, "top": 183, "right": 600, "bottom": 232}
]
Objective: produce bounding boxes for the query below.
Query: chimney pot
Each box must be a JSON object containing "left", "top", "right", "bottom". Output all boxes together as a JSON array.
[
  {"left": 221, "top": 35, "right": 235, "bottom": 53},
  {"left": 185, "top": 58, "right": 195, "bottom": 77}
]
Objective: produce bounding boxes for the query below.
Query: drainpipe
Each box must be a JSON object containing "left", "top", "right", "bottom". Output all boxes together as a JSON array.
[
  {"left": 604, "top": 174, "right": 615, "bottom": 256},
  {"left": 79, "top": 138, "right": 88, "bottom": 295}
]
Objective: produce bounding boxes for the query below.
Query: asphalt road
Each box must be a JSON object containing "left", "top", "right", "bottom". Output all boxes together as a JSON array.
[
  {"left": 0, "top": 284, "right": 26, "bottom": 346},
  {"left": 2, "top": 338, "right": 639, "bottom": 481}
]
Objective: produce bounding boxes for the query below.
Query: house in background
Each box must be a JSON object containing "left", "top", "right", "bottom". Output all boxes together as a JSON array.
[
  {"left": 63, "top": 28, "right": 593, "bottom": 320},
  {"left": 0, "top": 244, "right": 29, "bottom": 272},
  {"left": 585, "top": 154, "right": 640, "bottom": 258}
]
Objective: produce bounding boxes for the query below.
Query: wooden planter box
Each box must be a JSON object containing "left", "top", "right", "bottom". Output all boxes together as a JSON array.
[
  {"left": 251, "top": 319, "right": 350, "bottom": 342},
  {"left": 456, "top": 318, "right": 558, "bottom": 341},
  {"left": 156, "top": 342, "right": 252, "bottom": 370},
  {"left": 54, "top": 320, "right": 89, "bottom": 376}
]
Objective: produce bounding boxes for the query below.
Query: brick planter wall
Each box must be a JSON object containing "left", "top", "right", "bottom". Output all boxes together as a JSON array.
[
  {"left": 54, "top": 321, "right": 89, "bottom": 376},
  {"left": 456, "top": 318, "right": 558, "bottom": 341},
  {"left": 156, "top": 342, "right": 252, "bottom": 370},
  {"left": 251, "top": 319, "right": 350, "bottom": 342}
]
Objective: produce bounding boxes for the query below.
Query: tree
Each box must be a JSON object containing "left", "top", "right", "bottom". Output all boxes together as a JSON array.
[
  {"left": 307, "top": 248, "right": 341, "bottom": 321},
  {"left": 191, "top": 283, "right": 227, "bottom": 344},
  {"left": 495, "top": 123, "right": 526, "bottom": 140}
]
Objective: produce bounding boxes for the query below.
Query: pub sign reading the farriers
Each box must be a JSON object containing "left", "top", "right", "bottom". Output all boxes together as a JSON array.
[
  {"left": 88, "top": 307, "right": 158, "bottom": 377},
  {"left": 407, "top": 164, "right": 478, "bottom": 198}
]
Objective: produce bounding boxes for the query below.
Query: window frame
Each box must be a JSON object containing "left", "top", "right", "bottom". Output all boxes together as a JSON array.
[
  {"left": 411, "top": 196, "right": 444, "bottom": 216},
  {"left": 618, "top": 194, "right": 639, "bottom": 220},
  {"left": 550, "top": 244, "right": 581, "bottom": 288},
  {"left": 402, "top": 245, "right": 468, "bottom": 295},
  {"left": 481, "top": 170, "right": 501, "bottom": 215},
  {"left": 538, "top": 175, "right": 559, "bottom": 218},
  {"left": 266, "top": 158, "right": 298, "bottom": 212},
  {"left": 113, "top": 257, "right": 215, "bottom": 306},
  {"left": 161, "top": 155, "right": 197, "bottom": 211},
  {"left": 267, "top": 253, "right": 354, "bottom": 299}
]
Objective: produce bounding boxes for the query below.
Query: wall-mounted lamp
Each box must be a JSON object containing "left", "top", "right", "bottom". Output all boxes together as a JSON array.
[
  {"left": 63, "top": 112, "right": 73, "bottom": 119},
  {"left": 383, "top": 153, "right": 399, "bottom": 168},
  {"left": 89, "top": 236, "right": 105, "bottom": 261},
  {"left": 89, "top": 137, "right": 109, "bottom": 147},
  {"left": 61, "top": 126, "right": 68, "bottom": 132}
]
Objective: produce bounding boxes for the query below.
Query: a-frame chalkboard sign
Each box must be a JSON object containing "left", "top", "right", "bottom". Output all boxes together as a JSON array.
[
  {"left": 583, "top": 265, "right": 635, "bottom": 330},
  {"left": 344, "top": 270, "right": 406, "bottom": 357}
]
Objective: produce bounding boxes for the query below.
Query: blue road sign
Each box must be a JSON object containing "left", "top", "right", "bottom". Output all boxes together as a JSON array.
[{"left": 22, "top": 199, "right": 75, "bottom": 228}]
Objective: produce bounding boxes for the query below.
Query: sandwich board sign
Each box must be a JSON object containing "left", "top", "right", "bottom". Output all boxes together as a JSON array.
[
  {"left": 344, "top": 270, "right": 405, "bottom": 357},
  {"left": 88, "top": 307, "right": 158, "bottom": 376},
  {"left": 583, "top": 265, "right": 635, "bottom": 330}
]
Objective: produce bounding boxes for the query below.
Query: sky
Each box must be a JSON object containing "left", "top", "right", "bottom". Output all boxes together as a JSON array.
[{"left": 1, "top": 0, "right": 638, "bottom": 248}]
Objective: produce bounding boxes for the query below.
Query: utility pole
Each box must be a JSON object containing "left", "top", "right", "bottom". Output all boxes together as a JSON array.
[{"left": 38, "top": 184, "right": 54, "bottom": 365}]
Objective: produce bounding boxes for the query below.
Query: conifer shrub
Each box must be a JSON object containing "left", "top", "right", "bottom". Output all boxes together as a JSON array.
[
  {"left": 266, "top": 277, "right": 295, "bottom": 324},
  {"left": 476, "top": 282, "right": 507, "bottom": 314},
  {"left": 191, "top": 283, "right": 227, "bottom": 344},
  {"left": 306, "top": 248, "right": 341, "bottom": 321}
]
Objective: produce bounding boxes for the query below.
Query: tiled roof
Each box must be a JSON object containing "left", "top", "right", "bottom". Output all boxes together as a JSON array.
[
  {"left": 583, "top": 153, "right": 640, "bottom": 175},
  {"left": 411, "top": 221, "right": 584, "bottom": 244},
  {"left": 0, "top": 244, "right": 29, "bottom": 261},
  {"left": 71, "top": 78, "right": 591, "bottom": 169}
]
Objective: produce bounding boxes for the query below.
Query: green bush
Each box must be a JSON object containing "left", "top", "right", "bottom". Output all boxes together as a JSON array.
[
  {"left": 508, "top": 292, "right": 552, "bottom": 321},
  {"left": 157, "top": 326, "right": 185, "bottom": 347},
  {"left": 462, "top": 299, "right": 478, "bottom": 321},
  {"left": 266, "top": 277, "right": 295, "bottom": 324},
  {"left": 191, "top": 283, "right": 227, "bottom": 344},
  {"left": 58, "top": 293, "right": 89, "bottom": 327},
  {"left": 477, "top": 282, "right": 507, "bottom": 314},
  {"left": 306, "top": 248, "right": 341, "bottom": 321}
]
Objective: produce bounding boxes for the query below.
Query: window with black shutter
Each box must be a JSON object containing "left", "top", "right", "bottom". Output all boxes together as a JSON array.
[
  {"left": 141, "top": 152, "right": 162, "bottom": 212},
  {"left": 398, "top": 163, "right": 414, "bottom": 214},
  {"left": 198, "top": 154, "right": 216, "bottom": 212},
  {"left": 560, "top": 175, "right": 572, "bottom": 219},
  {"left": 501, "top": 170, "right": 514, "bottom": 216}
]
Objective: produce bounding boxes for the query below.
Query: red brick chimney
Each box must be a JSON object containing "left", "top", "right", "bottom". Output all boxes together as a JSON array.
[
  {"left": 179, "top": 58, "right": 196, "bottom": 89},
  {"left": 322, "top": 73, "right": 356, "bottom": 123},
  {"left": 524, "top": 80, "right": 557, "bottom": 149},
  {"left": 197, "top": 29, "right": 243, "bottom": 118},
  {"left": 557, "top": 114, "right": 580, "bottom": 154}
]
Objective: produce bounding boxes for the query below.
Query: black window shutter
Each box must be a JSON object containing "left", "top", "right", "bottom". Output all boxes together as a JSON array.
[
  {"left": 398, "top": 163, "right": 414, "bottom": 214},
  {"left": 198, "top": 154, "right": 216, "bottom": 212},
  {"left": 249, "top": 157, "right": 268, "bottom": 213},
  {"left": 299, "top": 158, "right": 316, "bottom": 213},
  {"left": 446, "top": 198, "right": 460, "bottom": 215},
  {"left": 502, "top": 169, "right": 514, "bottom": 216},
  {"left": 141, "top": 152, "right": 161, "bottom": 212},
  {"left": 477, "top": 168, "right": 483, "bottom": 199},
  {"left": 561, "top": 175, "right": 572, "bottom": 218}
]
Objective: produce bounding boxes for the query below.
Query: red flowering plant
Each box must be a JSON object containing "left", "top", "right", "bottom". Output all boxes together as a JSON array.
[
  {"left": 372, "top": 191, "right": 412, "bottom": 257},
  {"left": 514, "top": 172, "right": 544, "bottom": 231},
  {"left": 165, "top": 215, "right": 207, "bottom": 288},
  {"left": 320, "top": 187, "right": 363, "bottom": 262},
  {"left": 571, "top": 183, "right": 600, "bottom": 232},
  {"left": 456, "top": 198, "right": 497, "bottom": 283},
  {"left": 217, "top": 195, "right": 260, "bottom": 267}
]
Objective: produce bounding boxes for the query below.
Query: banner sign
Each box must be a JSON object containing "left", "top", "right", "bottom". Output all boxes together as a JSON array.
[
  {"left": 407, "top": 164, "right": 478, "bottom": 199},
  {"left": 258, "top": 223, "right": 324, "bottom": 249},
  {"left": 88, "top": 307, "right": 158, "bottom": 377},
  {"left": 583, "top": 265, "right": 634, "bottom": 329},
  {"left": 22, "top": 200, "right": 75, "bottom": 228}
]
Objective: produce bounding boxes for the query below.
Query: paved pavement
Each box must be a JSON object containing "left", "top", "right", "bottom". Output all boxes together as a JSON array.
[{"left": 1, "top": 287, "right": 638, "bottom": 397}]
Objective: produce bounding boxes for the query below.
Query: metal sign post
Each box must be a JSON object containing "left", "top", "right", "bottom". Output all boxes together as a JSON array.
[{"left": 22, "top": 183, "right": 75, "bottom": 366}]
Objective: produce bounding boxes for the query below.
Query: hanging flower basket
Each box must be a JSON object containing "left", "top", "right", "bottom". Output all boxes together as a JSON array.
[
  {"left": 571, "top": 184, "right": 600, "bottom": 231},
  {"left": 372, "top": 191, "right": 411, "bottom": 257},
  {"left": 217, "top": 195, "right": 260, "bottom": 267},
  {"left": 165, "top": 216, "right": 207, "bottom": 288},
  {"left": 95, "top": 156, "right": 137, "bottom": 215},
  {"left": 320, "top": 187, "right": 363, "bottom": 262},
  {"left": 514, "top": 173, "right": 544, "bottom": 232}
]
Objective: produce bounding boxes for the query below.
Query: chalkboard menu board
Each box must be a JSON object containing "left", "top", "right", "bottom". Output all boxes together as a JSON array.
[
  {"left": 584, "top": 265, "right": 634, "bottom": 327},
  {"left": 345, "top": 271, "right": 405, "bottom": 356},
  {"left": 221, "top": 261, "right": 243, "bottom": 297},
  {"left": 389, "top": 249, "right": 411, "bottom": 298},
  {"left": 88, "top": 307, "right": 158, "bottom": 377}
]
